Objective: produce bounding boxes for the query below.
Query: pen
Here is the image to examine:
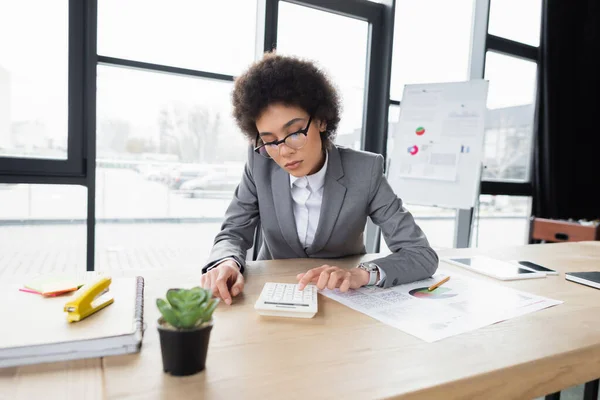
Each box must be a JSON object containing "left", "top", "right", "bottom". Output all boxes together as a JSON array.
[{"left": 428, "top": 276, "right": 450, "bottom": 291}]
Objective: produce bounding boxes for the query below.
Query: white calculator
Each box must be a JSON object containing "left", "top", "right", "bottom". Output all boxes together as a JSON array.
[{"left": 254, "top": 282, "right": 318, "bottom": 318}]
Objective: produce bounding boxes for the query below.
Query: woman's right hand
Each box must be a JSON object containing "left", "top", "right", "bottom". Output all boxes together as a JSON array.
[{"left": 199, "top": 260, "right": 245, "bottom": 305}]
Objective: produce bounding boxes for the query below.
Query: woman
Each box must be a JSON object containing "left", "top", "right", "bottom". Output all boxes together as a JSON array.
[{"left": 200, "top": 52, "right": 438, "bottom": 305}]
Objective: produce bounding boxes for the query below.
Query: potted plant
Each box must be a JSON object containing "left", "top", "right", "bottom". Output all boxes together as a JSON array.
[{"left": 156, "top": 287, "right": 219, "bottom": 376}]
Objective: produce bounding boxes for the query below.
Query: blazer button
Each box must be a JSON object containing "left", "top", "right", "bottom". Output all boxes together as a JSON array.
[{"left": 392, "top": 278, "right": 398, "bottom": 286}]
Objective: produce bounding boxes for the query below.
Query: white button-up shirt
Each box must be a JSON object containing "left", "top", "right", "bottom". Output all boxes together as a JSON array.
[{"left": 289, "top": 152, "right": 328, "bottom": 249}]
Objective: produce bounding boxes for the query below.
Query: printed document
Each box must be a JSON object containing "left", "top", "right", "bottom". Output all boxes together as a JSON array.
[{"left": 320, "top": 269, "right": 562, "bottom": 342}]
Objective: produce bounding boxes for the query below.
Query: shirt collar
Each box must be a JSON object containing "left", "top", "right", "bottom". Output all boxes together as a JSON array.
[{"left": 289, "top": 151, "right": 328, "bottom": 191}]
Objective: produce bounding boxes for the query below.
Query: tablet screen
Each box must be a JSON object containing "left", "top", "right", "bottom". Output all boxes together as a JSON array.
[{"left": 449, "top": 257, "right": 537, "bottom": 278}]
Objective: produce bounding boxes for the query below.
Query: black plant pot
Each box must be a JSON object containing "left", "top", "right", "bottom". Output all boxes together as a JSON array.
[{"left": 157, "top": 318, "right": 213, "bottom": 376}]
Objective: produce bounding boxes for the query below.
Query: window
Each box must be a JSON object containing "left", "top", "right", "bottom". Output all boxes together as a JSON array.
[
  {"left": 472, "top": 195, "right": 531, "bottom": 248},
  {"left": 95, "top": 65, "right": 246, "bottom": 265},
  {"left": 0, "top": 184, "right": 87, "bottom": 277},
  {"left": 464, "top": 0, "right": 541, "bottom": 250},
  {"left": 410, "top": 206, "right": 456, "bottom": 249},
  {"left": 97, "top": 0, "right": 258, "bottom": 76},
  {"left": 386, "top": 104, "right": 401, "bottom": 154},
  {"left": 0, "top": 1, "right": 68, "bottom": 159},
  {"left": 482, "top": 52, "right": 537, "bottom": 181},
  {"left": 96, "top": 65, "right": 245, "bottom": 219},
  {"left": 488, "top": 0, "right": 542, "bottom": 46},
  {"left": 277, "top": 2, "right": 369, "bottom": 150},
  {"left": 390, "top": 0, "right": 474, "bottom": 101},
  {"left": 485, "top": 52, "right": 537, "bottom": 110},
  {"left": 379, "top": 206, "right": 457, "bottom": 251}
]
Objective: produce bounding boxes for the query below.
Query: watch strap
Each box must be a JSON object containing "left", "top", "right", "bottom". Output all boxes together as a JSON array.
[{"left": 359, "top": 262, "right": 378, "bottom": 286}]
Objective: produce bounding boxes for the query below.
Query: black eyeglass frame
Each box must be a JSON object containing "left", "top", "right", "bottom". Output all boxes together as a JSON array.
[{"left": 253, "top": 116, "right": 313, "bottom": 157}]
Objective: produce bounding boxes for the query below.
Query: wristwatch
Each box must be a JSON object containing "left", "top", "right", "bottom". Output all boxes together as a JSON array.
[{"left": 357, "top": 262, "right": 379, "bottom": 286}]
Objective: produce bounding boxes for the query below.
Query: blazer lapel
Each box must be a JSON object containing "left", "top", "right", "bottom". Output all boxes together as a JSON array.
[
  {"left": 308, "top": 146, "right": 347, "bottom": 254},
  {"left": 271, "top": 166, "right": 306, "bottom": 258}
]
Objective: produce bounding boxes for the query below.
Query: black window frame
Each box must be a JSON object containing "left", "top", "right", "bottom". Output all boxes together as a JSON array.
[
  {"left": 264, "top": 0, "right": 395, "bottom": 158},
  {"left": 387, "top": 0, "right": 541, "bottom": 197},
  {"left": 481, "top": 32, "right": 540, "bottom": 196},
  {"left": 0, "top": 0, "right": 395, "bottom": 270},
  {"left": 0, "top": 0, "right": 90, "bottom": 178}
]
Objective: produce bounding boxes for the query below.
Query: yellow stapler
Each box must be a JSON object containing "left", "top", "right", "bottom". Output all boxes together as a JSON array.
[{"left": 64, "top": 276, "right": 114, "bottom": 322}]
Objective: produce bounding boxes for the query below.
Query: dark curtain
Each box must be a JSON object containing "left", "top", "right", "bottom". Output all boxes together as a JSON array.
[{"left": 532, "top": 0, "right": 600, "bottom": 220}]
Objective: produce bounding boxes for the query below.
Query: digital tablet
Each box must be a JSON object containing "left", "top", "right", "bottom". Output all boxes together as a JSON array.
[
  {"left": 516, "top": 260, "right": 559, "bottom": 276},
  {"left": 443, "top": 256, "right": 546, "bottom": 280}
]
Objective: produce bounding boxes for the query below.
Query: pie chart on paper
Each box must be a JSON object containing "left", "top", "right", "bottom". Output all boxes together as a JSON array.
[
  {"left": 407, "top": 145, "right": 419, "bottom": 155},
  {"left": 409, "top": 287, "right": 457, "bottom": 299},
  {"left": 415, "top": 126, "right": 425, "bottom": 136}
]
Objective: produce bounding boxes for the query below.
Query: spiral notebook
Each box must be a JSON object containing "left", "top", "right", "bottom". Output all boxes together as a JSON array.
[{"left": 0, "top": 276, "right": 144, "bottom": 368}]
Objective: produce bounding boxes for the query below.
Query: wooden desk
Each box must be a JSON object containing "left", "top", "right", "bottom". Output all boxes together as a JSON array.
[{"left": 1, "top": 242, "right": 600, "bottom": 400}]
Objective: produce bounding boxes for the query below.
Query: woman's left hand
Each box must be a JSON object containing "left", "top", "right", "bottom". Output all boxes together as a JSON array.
[{"left": 296, "top": 265, "right": 370, "bottom": 292}]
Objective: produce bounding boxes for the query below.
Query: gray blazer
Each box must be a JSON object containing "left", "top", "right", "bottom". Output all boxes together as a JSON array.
[{"left": 202, "top": 145, "right": 439, "bottom": 288}]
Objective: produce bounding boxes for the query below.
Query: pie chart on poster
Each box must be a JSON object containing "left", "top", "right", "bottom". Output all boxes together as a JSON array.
[
  {"left": 415, "top": 126, "right": 425, "bottom": 136},
  {"left": 409, "top": 287, "right": 457, "bottom": 299},
  {"left": 407, "top": 145, "right": 419, "bottom": 155}
]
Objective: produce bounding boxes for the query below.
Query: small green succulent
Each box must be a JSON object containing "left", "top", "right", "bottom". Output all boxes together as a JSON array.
[{"left": 157, "top": 287, "right": 219, "bottom": 329}]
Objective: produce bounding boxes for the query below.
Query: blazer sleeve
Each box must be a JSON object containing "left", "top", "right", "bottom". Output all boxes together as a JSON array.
[
  {"left": 367, "top": 154, "right": 439, "bottom": 288},
  {"left": 202, "top": 146, "right": 260, "bottom": 274}
]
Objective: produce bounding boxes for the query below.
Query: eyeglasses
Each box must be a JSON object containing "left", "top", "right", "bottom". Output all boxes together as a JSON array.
[{"left": 254, "top": 116, "right": 312, "bottom": 159}]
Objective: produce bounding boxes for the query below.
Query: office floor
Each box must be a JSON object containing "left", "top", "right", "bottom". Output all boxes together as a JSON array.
[{"left": 0, "top": 223, "right": 224, "bottom": 279}]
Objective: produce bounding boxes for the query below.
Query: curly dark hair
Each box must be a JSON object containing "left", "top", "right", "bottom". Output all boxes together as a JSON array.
[{"left": 231, "top": 52, "right": 341, "bottom": 148}]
